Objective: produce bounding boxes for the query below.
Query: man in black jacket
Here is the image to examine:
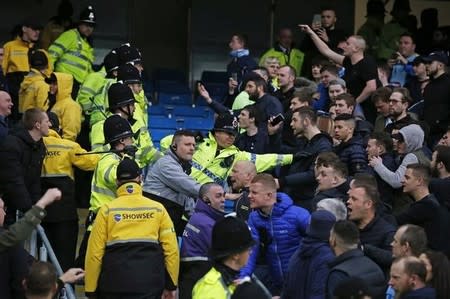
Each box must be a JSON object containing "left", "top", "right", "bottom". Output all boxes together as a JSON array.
[
  {"left": 430, "top": 145, "right": 450, "bottom": 210},
  {"left": 313, "top": 153, "right": 351, "bottom": 206},
  {"left": 397, "top": 163, "right": 450, "bottom": 254},
  {"left": 327, "top": 220, "right": 385, "bottom": 299},
  {"left": 347, "top": 175, "right": 397, "bottom": 273},
  {"left": 0, "top": 108, "right": 49, "bottom": 225},
  {"left": 271, "top": 107, "right": 333, "bottom": 211}
]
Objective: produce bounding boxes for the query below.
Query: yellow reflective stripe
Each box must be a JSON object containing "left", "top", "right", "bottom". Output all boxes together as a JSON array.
[
  {"left": 41, "top": 173, "right": 70, "bottom": 178},
  {"left": 160, "top": 227, "right": 175, "bottom": 236},
  {"left": 185, "top": 223, "right": 200, "bottom": 234},
  {"left": 107, "top": 238, "right": 159, "bottom": 247},
  {"left": 181, "top": 256, "right": 209, "bottom": 262},
  {"left": 103, "top": 165, "right": 115, "bottom": 185},
  {"left": 58, "top": 58, "right": 87, "bottom": 71},
  {"left": 91, "top": 184, "right": 115, "bottom": 198},
  {"left": 66, "top": 50, "right": 91, "bottom": 62},
  {"left": 108, "top": 207, "right": 162, "bottom": 213},
  {"left": 276, "top": 154, "right": 283, "bottom": 166},
  {"left": 45, "top": 144, "right": 73, "bottom": 150},
  {"left": 51, "top": 42, "right": 67, "bottom": 52},
  {"left": 80, "top": 86, "right": 97, "bottom": 96}
]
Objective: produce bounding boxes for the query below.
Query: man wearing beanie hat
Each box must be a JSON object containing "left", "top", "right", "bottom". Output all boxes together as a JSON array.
[
  {"left": 169, "top": 112, "right": 293, "bottom": 188},
  {"left": 18, "top": 50, "right": 50, "bottom": 114},
  {"left": 48, "top": 5, "right": 96, "bottom": 98},
  {"left": 41, "top": 111, "right": 98, "bottom": 271},
  {"left": 192, "top": 215, "right": 271, "bottom": 299},
  {"left": 85, "top": 157, "right": 179, "bottom": 299},
  {"left": 283, "top": 210, "right": 336, "bottom": 299}
]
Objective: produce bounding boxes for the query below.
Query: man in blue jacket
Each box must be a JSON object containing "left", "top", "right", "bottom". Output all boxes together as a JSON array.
[
  {"left": 240, "top": 173, "right": 310, "bottom": 296},
  {"left": 282, "top": 210, "right": 336, "bottom": 299}
]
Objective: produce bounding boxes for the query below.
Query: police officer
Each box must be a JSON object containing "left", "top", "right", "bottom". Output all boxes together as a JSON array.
[
  {"left": 85, "top": 158, "right": 179, "bottom": 299},
  {"left": 41, "top": 112, "right": 98, "bottom": 271},
  {"left": 117, "top": 63, "right": 148, "bottom": 126},
  {"left": 192, "top": 216, "right": 270, "bottom": 299},
  {"left": 160, "top": 113, "right": 293, "bottom": 188},
  {"left": 48, "top": 5, "right": 96, "bottom": 98},
  {"left": 75, "top": 114, "right": 135, "bottom": 267},
  {"left": 76, "top": 49, "right": 120, "bottom": 128},
  {"left": 90, "top": 81, "right": 160, "bottom": 167}
]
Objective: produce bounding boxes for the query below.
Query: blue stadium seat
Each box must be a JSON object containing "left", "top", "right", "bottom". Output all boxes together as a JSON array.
[
  {"left": 150, "top": 128, "right": 175, "bottom": 144},
  {"left": 182, "top": 116, "right": 214, "bottom": 131},
  {"left": 155, "top": 80, "right": 191, "bottom": 93},
  {"left": 173, "top": 105, "right": 212, "bottom": 118},
  {"left": 149, "top": 115, "right": 185, "bottom": 129},
  {"left": 158, "top": 92, "right": 192, "bottom": 105}
]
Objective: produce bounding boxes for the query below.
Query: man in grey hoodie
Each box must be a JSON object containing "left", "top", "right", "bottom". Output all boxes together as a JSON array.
[
  {"left": 143, "top": 130, "right": 201, "bottom": 236},
  {"left": 368, "top": 124, "right": 429, "bottom": 189}
]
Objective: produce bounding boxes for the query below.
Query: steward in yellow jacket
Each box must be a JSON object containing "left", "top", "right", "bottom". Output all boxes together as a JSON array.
[
  {"left": 48, "top": 6, "right": 96, "bottom": 88},
  {"left": 19, "top": 50, "right": 50, "bottom": 113},
  {"left": 76, "top": 50, "right": 119, "bottom": 126},
  {"left": 85, "top": 158, "right": 179, "bottom": 298},
  {"left": 89, "top": 82, "right": 160, "bottom": 168},
  {"left": 192, "top": 216, "right": 270, "bottom": 299},
  {"left": 46, "top": 72, "right": 82, "bottom": 141},
  {"left": 41, "top": 112, "right": 98, "bottom": 271},
  {"left": 159, "top": 114, "right": 293, "bottom": 187}
]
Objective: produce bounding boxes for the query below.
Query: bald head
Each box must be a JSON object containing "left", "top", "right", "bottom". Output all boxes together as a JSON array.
[
  {"left": 229, "top": 161, "right": 257, "bottom": 191},
  {"left": 0, "top": 91, "right": 13, "bottom": 117}
]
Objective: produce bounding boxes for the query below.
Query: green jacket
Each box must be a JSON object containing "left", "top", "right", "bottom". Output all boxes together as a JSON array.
[
  {"left": 0, "top": 206, "right": 46, "bottom": 252},
  {"left": 49, "top": 28, "right": 94, "bottom": 83},
  {"left": 259, "top": 46, "right": 305, "bottom": 76},
  {"left": 76, "top": 68, "right": 107, "bottom": 115}
]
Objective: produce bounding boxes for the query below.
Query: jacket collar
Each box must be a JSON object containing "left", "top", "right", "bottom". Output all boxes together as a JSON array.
[
  {"left": 117, "top": 182, "right": 143, "bottom": 197},
  {"left": 328, "top": 248, "right": 363, "bottom": 268},
  {"left": 195, "top": 199, "right": 225, "bottom": 221}
]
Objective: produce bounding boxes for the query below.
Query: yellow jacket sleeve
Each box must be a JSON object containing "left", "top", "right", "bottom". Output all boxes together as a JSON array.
[
  {"left": 158, "top": 208, "right": 179, "bottom": 288},
  {"left": 70, "top": 142, "right": 99, "bottom": 171},
  {"left": 2, "top": 44, "right": 9, "bottom": 74},
  {"left": 236, "top": 151, "right": 293, "bottom": 173},
  {"left": 85, "top": 205, "right": 108, "bottom": 293}
]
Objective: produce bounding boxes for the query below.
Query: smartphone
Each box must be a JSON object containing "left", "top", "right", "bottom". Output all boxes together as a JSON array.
[
  {"left": 312, "top": 14, "right": 322, "bottom": 27},
  {"left": 391, "top": 52, "right": 399, "bottom": 60},
  {"left": 271, "top": 113, "right": 285, "bottom": 126},
  {"left": 231, "top": 72, "right": 238, "bottom": 81}
]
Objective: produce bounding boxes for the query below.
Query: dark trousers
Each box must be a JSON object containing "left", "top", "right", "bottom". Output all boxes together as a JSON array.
[
  {"left": 5, "top": 72, "right": 26, "bottom": 122},
  {"left": 41, "top": 220, "right": 78, "bottom": 271},
  {"left": 143, "top": 192, "right": 186, "bottom": 236},
  {"left": 179, "top": 261, "right": 212, "bottom": 299}
]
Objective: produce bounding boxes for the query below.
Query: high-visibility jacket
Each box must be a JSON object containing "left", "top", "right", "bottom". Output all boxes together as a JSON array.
[
  {"left": 259, "top": 47, "right": 305, "bottom": 77},
  {"left": 134, "top": 90, "right": 148, "bottom": 126},
  {"left": 42, "top": 129, "right": 98, "bottom": 180},
  {"left": 90, "top": 115, "right": 161, "bottom": 168},
  {"left": 85, "top": 183, "right": 179, "bottom": 295},
  {"left": 50, "top": 72, "right": 82, "bottom": 141},
  {"left": 2, "top": 37, "right": 52, "bottom": 76},
  {"left": 89, "top": 152, "right": 122, "bottom": 214},
  {"left": 190, "top": 132, "right": 292, "bottom": 186},
  {"left": 89, "top": 78, "right": 116, "bottom": 127},
  {"left": 48, "top": 28, "right": 94, "bottom": 83},
  {"left": 76, "top": 68, "right": 107, "bottom": 114},
  {"left": 192, "top": 267, "right": 236, "bottom": 299},
  {"left": 18, "top": 68, "right": 49, "bottom": 113}
]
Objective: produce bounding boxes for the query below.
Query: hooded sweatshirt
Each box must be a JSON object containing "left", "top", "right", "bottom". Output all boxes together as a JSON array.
[
  {"left": 50, "top": 72, "right": 82, "bottom": 141},
  {"left": 373, "top": 124, "right": 428, "bottom": 188}
]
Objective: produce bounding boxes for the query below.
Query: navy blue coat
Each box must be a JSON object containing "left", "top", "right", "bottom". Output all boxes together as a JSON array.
[
  {"left": 282, "top": 237, "right": 335, "bottom": 299},
  {"left": 240, "top": 193, "right": 310, "bottom": 289},
  {"left": 334, "top": 136, "right": 368, "bottom": 176}
]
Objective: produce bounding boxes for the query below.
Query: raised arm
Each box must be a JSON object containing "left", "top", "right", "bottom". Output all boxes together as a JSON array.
[{"left": 298, "top": 24, "right": 344, "bottom": 65}]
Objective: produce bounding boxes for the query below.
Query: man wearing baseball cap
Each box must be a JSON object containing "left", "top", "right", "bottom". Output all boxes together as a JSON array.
[{"left": 422, "top": 51, "right": 450, "bottom": 146}]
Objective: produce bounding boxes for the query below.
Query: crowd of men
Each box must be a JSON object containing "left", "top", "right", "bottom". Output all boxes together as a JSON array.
[{"left": 1, "top": 0, "right": 450, "bottom": 298}]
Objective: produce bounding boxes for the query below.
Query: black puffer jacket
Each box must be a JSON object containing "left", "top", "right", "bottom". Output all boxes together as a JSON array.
[{"left": 0, "top": 127, "right": 46, "bottom": 221}]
